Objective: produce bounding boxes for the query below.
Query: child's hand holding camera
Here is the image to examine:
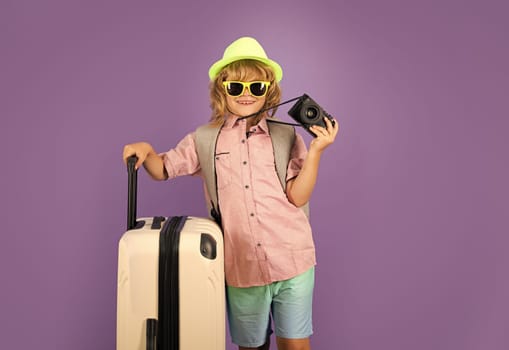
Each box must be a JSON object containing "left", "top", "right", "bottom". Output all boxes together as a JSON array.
[{"left": 309, "top": 116, "right": 339, "bottom": 154}]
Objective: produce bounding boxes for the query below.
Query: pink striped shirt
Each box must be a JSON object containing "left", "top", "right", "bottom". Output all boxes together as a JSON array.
[{"left": 162, "top": 116, "right": 316, "bottom": 287}]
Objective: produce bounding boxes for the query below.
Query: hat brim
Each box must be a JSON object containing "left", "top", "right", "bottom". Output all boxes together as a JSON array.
[{"left": 208, "top": 55, "right": 283, "bottom": 82}]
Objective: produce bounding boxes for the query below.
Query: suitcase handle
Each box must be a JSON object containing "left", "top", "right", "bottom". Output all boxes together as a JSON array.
[
  {"left": 127, "top": 155, "right": 138, "bottom": 230},
  {"left": 146, "top": 318, "right": 157, "bottom": 350}
]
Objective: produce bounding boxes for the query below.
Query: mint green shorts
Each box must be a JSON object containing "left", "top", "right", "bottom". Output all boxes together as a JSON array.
[{"left": 226, "top": 267, "right": 315, "bottom": 348}]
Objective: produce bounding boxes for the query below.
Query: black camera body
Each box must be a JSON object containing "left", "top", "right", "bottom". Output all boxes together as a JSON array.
[{"left": 287, "top": 94, "right": 335, "bottom": 136}]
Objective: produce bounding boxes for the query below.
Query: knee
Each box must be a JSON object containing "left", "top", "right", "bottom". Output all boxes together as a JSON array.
[{"left": 276, "top": 337, "right": 310, "bottom": 350}]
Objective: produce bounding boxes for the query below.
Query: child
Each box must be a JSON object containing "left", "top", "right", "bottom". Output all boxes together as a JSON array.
[{"left": 123, "top": 36, "right": 339, "bottom": 350}]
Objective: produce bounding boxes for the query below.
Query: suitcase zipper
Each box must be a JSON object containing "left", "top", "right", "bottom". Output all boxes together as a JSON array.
[{"left": 157, "top": 216, "right": 187, "bottom": 350}]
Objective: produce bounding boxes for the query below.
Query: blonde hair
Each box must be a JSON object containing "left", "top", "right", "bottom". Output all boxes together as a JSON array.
[{"left": 208, "top": 59, "right": 282, "bottom": 126}]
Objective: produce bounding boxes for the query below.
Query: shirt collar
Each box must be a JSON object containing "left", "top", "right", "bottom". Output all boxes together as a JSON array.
[
  {"left": 223, "top": 115, "right": 238, "bottom": 129},
  {"left": 257, "top": 118, "right": 269, "bottom": 133},
  {"left": 223, "top": 115, "right": 269, "bottom": 134}
]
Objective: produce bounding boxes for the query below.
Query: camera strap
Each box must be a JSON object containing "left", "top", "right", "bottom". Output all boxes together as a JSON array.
[{"left": 237, "top": 95, "right": 304, "bottom": 127}]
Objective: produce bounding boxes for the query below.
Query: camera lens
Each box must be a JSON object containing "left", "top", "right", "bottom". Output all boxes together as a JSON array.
[{"left": 305, "top": 107, "right": 319, "bottom": 121}]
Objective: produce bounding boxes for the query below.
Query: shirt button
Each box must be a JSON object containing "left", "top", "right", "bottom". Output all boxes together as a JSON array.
[
  {"left": 245, "top": 185, "right": 249, "bottom": 189},
  {"left": 243, "top": 161, "right": 247, "bottom": 165}
]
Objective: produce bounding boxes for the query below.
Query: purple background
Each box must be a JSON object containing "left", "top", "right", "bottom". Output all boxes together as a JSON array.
[{"left": 2, "top": 0, "right": 508, "bottom": 349}]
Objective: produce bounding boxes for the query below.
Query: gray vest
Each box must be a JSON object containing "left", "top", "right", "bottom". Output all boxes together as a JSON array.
[{"left": 195, "top": 121, "right": 310, "bottom": 224}]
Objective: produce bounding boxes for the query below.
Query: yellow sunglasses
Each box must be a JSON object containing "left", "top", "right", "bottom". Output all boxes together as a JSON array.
[{"left": 222, "top": 81, "right": 271, "bottom": 97}]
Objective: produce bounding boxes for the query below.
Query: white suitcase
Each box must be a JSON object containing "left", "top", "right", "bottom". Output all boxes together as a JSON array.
[{"left": 116, "top": 157, "right": 225, "bottom": 350}]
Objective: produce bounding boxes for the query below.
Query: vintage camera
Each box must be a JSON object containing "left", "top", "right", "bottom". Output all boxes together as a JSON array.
[{"left": 287, "top": 94, "right": 335, "bottom": 136}]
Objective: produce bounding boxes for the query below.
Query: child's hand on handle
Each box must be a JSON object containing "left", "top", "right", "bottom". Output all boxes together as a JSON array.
[
  {"left": 122, "top": 142, "right": 167, "bottom": 180},
  {"left": 308, "top": 117, "right": 339, "bottom": 154},
  {"left": 123, "top": 142, "right": 154, "bottom": 169}
]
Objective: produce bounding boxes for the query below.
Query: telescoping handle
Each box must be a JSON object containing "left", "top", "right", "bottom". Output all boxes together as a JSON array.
[
  {"left": 146, "top": 318, "right": 157, "bottom": 350},
  {"left": 127, "top": 155, "right": 138, "bottom": 230}
]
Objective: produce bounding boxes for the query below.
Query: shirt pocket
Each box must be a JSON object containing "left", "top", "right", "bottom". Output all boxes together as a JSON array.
[{"left": 215, "top": 152, "right": 232, "bottom": 189}]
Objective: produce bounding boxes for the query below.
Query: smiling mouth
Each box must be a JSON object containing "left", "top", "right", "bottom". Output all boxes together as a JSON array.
[{"left": 237, "top": 100, "right": 256, "bottom": 105}]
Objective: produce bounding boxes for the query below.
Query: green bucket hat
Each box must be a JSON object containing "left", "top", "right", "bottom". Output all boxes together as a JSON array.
[{"left": 208, "top": 36, "right": 283, "bottom": 82}]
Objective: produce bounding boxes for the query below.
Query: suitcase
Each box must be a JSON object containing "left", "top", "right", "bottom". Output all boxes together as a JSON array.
[{"left": 116, "top": 156, "right": 225, "bottom": 350}]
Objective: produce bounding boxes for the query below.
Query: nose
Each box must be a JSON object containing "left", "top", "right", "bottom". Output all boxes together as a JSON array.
[{"left": 242, "top": 85, "right": 251, "bottom": 96}]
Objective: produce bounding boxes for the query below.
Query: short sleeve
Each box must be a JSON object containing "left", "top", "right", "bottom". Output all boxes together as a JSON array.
[
  {"left": 286, "top": 133, "right": 308, "bottom": 181},
  {"left": 160, "top": 132, "right": 201, "bottom": 179}
]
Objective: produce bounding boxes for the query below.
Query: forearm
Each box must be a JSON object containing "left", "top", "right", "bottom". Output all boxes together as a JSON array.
[
  {"left": 143, "top": 151, "right": 168, "bottom": 181},
  {"left": 287, "top": 117, "right": 339, "bottom": 206},
  {"left": 286, "top": 150, "right": 322, "bottom": 207}
]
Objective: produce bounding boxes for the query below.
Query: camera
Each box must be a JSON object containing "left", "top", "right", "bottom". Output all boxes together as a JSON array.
[{"left": 287, "top": 94, "right": 335, "bottom": 136}]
